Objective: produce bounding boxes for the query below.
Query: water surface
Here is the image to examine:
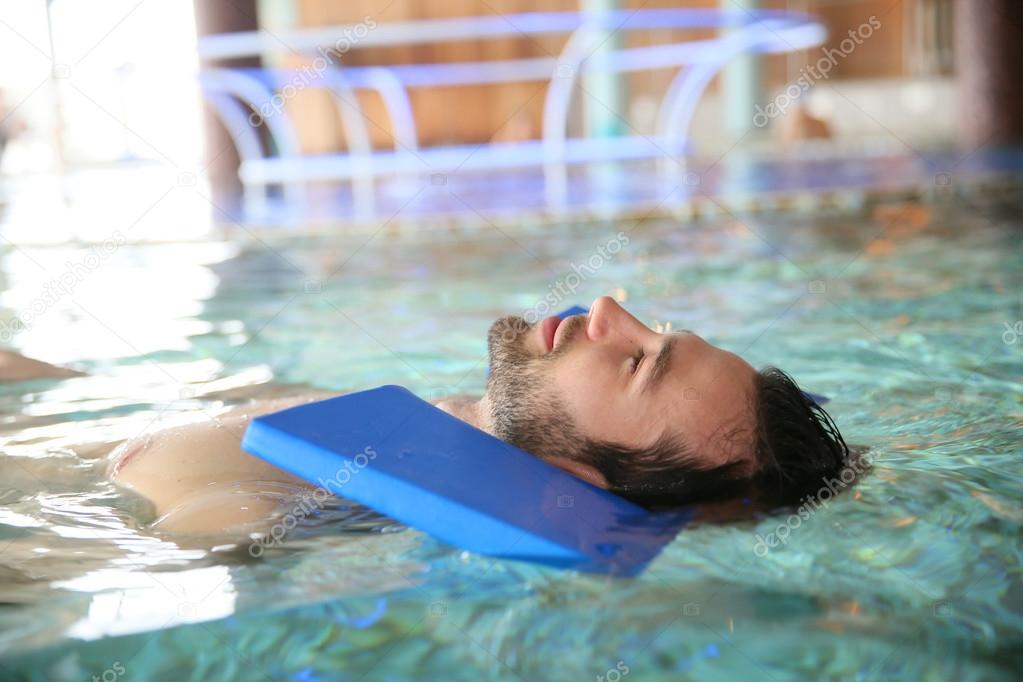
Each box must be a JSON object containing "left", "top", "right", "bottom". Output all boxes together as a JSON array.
[{"left": 1, "top": 195, "right": 1021, "bottom": 680}]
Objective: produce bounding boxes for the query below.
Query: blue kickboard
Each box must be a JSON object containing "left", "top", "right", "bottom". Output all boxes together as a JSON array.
[
  {"left": 553, "top": 304, "right": 589, "bottom": 318},
  {"left": 243, "top": 385, "right": 691, "bottom": 575}
]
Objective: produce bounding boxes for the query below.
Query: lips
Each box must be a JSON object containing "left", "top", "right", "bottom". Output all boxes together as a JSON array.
[{"left": 539, "top": 315, "right": 561, "bottom": 352}]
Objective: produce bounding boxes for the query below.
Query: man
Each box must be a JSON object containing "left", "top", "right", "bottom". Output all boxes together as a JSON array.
[{"left": 106, "top": 296, "right": 850, "bottom": 532}]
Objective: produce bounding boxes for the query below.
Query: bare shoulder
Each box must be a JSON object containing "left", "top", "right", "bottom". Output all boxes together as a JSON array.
[
  {"left": 107, "top": 392, "right": 338, "bottom": 479},
  {"left": 107, "top": 391, "right": 338, "bottom": 528}
]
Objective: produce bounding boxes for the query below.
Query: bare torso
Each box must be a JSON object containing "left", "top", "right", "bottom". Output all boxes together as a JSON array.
[
  {"left": 107, "top": 391, "right": 481, "bottom": 535},
  {"left": 107, "top": 394, "right": 333, "bottom": 534}
]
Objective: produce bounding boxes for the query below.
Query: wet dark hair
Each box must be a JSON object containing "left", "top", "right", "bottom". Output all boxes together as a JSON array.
[
  {"left": 580, "top": 366, "right": 851, "bottom": 510},
  {"left": 749, "top": 367, "right": 851, "bottom": 506}
]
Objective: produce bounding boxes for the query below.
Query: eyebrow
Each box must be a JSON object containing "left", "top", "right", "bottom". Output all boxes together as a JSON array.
[{"left": 642, "top": 335, "right": 678, "bottom": 395}]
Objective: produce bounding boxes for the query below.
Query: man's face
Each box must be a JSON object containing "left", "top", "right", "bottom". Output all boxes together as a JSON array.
[{"left": 485, "top": 296, "right": 758, "bottom": 486}]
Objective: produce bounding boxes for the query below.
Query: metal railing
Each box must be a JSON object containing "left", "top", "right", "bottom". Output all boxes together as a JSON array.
[{"left": 196, "top": 9, "right": 825, "bottom": 211}]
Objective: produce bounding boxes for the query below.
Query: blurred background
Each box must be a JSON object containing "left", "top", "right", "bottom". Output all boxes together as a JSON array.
[{"left": 4, "top": 0, "right": 1013, "bottom": 241}]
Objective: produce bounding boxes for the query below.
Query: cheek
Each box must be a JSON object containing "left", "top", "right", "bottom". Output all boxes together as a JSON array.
[
  {"left": 548, "top": 344, "right": 617, "bottom": 397},
  {"left": 547, "top": 356, "right": 634, "bottom": 443}
]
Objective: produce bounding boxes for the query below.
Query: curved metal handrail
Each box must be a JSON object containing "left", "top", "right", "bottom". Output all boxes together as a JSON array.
[
  {"left": 198, "top": 69, "right": 307, "bottom": 205},
  {"left": 197, "top": 10, "right": 822, "bottom": 59},
  {"left": 198, "top": 69, "right": 302, "bottom": 159},
  {"left": 196, "top": 9, "right": 826, "bottom": 199},
  {"left": 657, "top": 16, "right": 826, "bottom": 146}
]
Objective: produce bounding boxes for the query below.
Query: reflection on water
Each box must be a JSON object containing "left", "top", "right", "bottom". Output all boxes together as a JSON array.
[{"left": 1, "top": 193, "right": 1021, "bottom": 679}]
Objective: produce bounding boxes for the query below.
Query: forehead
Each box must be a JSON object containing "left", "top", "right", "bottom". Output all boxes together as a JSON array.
[{"left": 659, "top": 336, "right": 757, "bottom": 455}]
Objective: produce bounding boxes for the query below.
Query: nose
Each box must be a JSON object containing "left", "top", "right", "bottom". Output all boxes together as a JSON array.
[{"left": 587, "top": 296, "right": 652, "bottom": 343}]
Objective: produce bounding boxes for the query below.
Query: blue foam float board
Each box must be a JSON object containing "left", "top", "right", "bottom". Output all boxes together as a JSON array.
[
  {"left": 802, "top": 391, "right": 829, "bottom": 405},
  {"left": 554, "top": 304, "right": 589, "bottom": 318},
  {"left": 243, "top": 385, "right": 692, "bottom": 575}
]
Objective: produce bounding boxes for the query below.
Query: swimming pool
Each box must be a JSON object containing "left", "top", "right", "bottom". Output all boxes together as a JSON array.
[{"left": 1, "top": 192, "right": 1021, "bottom": 680}]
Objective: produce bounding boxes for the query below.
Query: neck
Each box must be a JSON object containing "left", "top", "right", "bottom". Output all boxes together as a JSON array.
[{"left": 433, "top": 394, "right": 492, "bottom": 433}]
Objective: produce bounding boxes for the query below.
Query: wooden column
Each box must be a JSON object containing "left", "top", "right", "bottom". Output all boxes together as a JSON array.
[
  {"left": 192, "top": 0, "right": 261, "bottom": 193},
  {"left": 955, "top": 0, "right": 1023, "bottom": 148}
]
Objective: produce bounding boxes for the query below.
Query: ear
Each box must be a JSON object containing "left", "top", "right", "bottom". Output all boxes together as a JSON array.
[{"left": 544, "top": 455, "right": 609, "bottom": 489}]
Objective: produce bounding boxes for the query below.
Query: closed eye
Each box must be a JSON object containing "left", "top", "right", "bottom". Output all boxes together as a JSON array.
[{"left": 629, "top": 350, "right": 645, "bottom": 374}]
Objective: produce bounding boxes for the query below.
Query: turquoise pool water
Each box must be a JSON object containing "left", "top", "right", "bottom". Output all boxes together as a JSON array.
[{"left": 1, "top": 194, "right": 1021, "bottom": 680}]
